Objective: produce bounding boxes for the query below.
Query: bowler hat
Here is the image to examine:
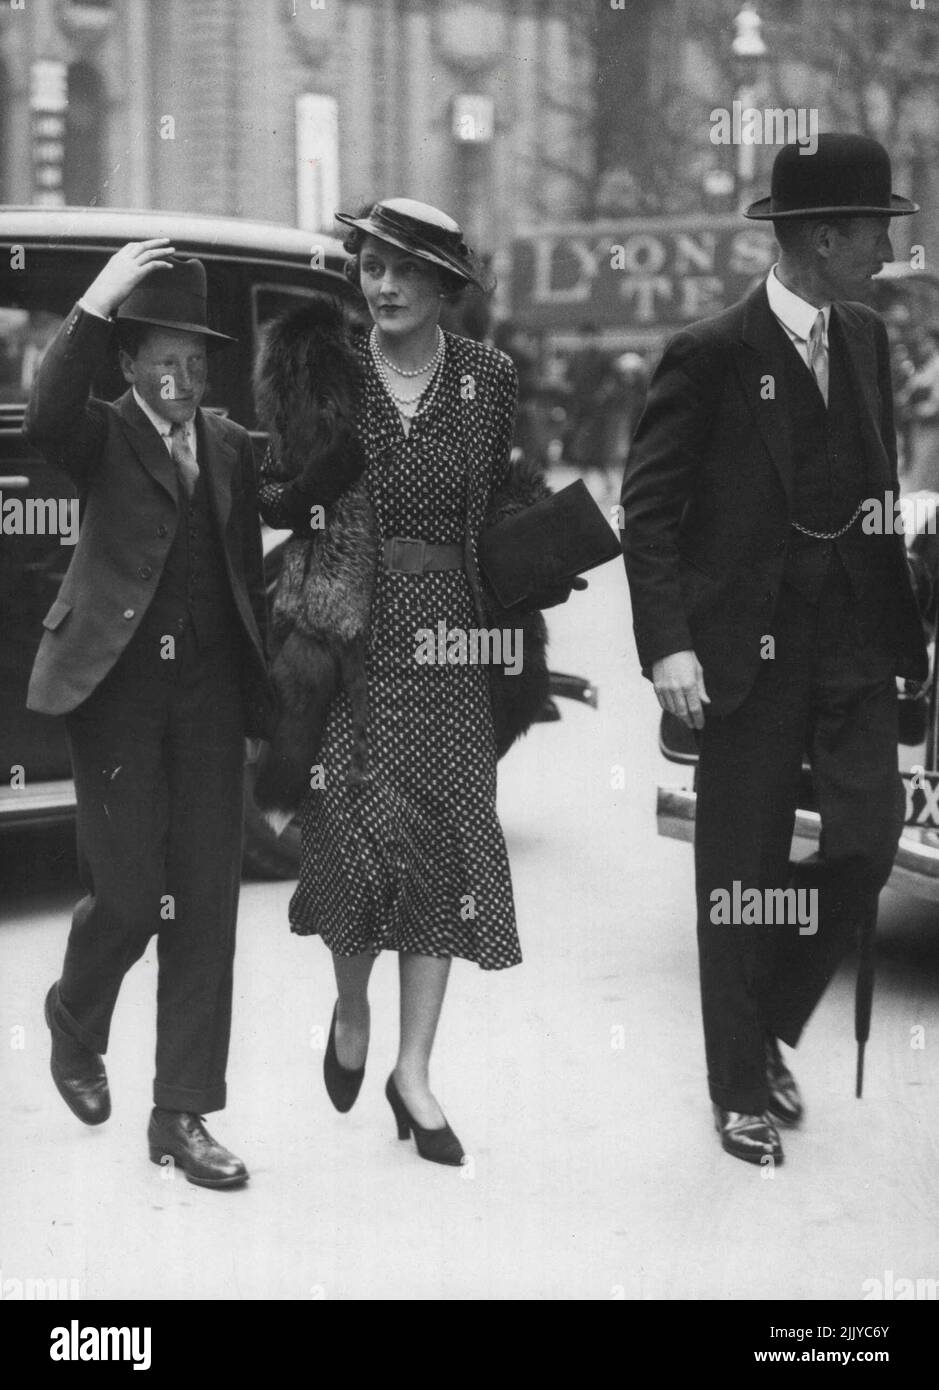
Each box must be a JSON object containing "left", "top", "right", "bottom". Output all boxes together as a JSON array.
[
  {"left": 116, "top": 255, "right": 235, "bottom": 347},
  {"left": 744, "top": 133, "right": 918, "bottom": 220},
  {"left": 335, "top": 197, "right": 490, "bottom": 290}
]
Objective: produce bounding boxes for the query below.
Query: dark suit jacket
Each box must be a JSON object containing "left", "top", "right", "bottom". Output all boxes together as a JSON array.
[
  {"left": 24, "top": 304, "right": 276, "bottom": 737},
  {"left": 620, "top": 281, "right": 928, "bottom": 714}
]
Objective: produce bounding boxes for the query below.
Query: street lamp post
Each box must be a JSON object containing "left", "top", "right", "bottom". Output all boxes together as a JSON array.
[{"left": 732, "top": 2, "right": 768, "bottom": 212}]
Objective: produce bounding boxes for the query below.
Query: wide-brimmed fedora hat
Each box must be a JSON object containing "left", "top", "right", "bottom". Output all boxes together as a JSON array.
[
  {"left": 116, "top": 255, "right": 235, "bottom": 347},
  {"left": 744, "top": 133, "right": 918, "bottom": 221},
  {"left": 335, "top": 197, "right": 489, "bottom": 289}
]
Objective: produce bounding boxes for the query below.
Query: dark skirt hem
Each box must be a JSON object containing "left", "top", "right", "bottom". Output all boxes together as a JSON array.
[{"left": 287, "top": 916, "right": 522, "bottom": 971}]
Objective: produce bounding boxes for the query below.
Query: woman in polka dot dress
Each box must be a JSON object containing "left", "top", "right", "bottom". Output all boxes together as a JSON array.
[{"left": 257, "top": 199, "right": 572, "bottom": 1166}]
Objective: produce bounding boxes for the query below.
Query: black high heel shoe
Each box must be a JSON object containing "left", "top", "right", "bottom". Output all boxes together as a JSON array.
[
  {"left": 323, "top": 1004, "right": 366, "bottom": 1113},
  {"left": 385, "top": 1073, "right": 465, "bottom": 1167}
]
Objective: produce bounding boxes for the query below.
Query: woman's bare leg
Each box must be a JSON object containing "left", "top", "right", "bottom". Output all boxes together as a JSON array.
[
  {"left": 332, "top": 951, "right": 374, "bottom": 1070},
  {"left": 393, "top": 952, "right": 451, "bottom": 1129}
]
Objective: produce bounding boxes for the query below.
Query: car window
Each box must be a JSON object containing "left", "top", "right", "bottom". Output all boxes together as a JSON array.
[
  {"left": 0, "top": 308, "right": 66, "bottom": 403},
  {"left": 254, "top": 283, "right": 328, "bottom": 332},
  {"left": 0, "top": 248, "right": 238, "bottom": 410}
]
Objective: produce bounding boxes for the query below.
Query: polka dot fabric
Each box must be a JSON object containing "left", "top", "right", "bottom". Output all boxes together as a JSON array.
[{"left": 287, "top": 329, "right": 522, "bottom": 970}]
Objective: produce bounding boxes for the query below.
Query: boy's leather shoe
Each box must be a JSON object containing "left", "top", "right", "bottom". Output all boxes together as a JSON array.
[
  {"left": 44, "top": 984, "right": 110, "bottom": 1126},
  {"left": 148, "top": 1108, "right": 248, "bottom": 1188}
]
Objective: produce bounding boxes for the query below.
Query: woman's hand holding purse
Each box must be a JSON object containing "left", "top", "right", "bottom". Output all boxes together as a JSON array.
[{"left": 518, "top": 575, "right": 589, "bottom": 612}]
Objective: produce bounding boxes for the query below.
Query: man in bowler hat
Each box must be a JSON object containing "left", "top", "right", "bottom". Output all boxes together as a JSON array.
[
  {"left": 26, "top": 240, "right": 275, "bottom": 1186},
  {"left": 621, "top": 135, "right": 927, "bottom": 1165}
]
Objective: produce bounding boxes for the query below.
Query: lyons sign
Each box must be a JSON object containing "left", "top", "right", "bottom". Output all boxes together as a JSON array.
[{"left": 510, "top": 215, "right": 775, "bottom": 331}]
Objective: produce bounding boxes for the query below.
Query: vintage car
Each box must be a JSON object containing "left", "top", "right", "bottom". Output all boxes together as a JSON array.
[
  {"left": 656, "top": 265, "right": 939, "bottom": 902},
  {"left": 0, "top": 207, "right": 596, "bottom": 878}
]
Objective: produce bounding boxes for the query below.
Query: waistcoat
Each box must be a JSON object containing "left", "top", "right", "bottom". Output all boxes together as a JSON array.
[
  {"left": 782, "top": 315, "right": 881, "bottom": 603},
  {"left": 128, "top": 464, "right": 238, "bottom": 671}
]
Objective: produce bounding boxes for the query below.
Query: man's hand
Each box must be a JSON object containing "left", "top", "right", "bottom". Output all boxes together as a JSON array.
[
  {"left": 82, "top": 239, "right": 177, "bottom": 318},
  {"left": 652, "top": 649, "right": 710, "bottom": 729}
]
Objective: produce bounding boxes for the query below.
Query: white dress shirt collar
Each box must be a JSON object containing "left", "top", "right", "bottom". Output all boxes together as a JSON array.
[
  {"left": 132, "top": 388, "right": 197, "bottom": 457},
  {"left": 766, "top": 265, "right": 831, "bottom": 343}
]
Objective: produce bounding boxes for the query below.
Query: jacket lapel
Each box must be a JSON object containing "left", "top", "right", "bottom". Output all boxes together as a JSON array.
[
  {"left": 734, "top": 283, "right": 796, "bottom": 507},
  {"left": 195, "top": 409, "right": 235, "bottom": 538},
  {"left": 117, "top": 391, "right": 178, "bottom": 501},
  {"left": 830, "top": 303, "right": 892, "bottom": 487}
]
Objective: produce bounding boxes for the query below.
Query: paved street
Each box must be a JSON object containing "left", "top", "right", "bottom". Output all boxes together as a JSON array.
[{"left": 2, "top": 475, "right": 938, "bottom": 1301}]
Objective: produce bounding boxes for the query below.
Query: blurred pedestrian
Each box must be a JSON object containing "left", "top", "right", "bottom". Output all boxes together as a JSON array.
[
  {"left": 593, "top": 350, "right": 649, "bottom": 494},
  {"left": 565, "top": 322, "right": 610, "bottom": 474},
  {"left": 493, "top": 319, "right": 541, "bottom": 459},
  {"left": 898, "top": 326, "right": 939, "bottom": 492}
]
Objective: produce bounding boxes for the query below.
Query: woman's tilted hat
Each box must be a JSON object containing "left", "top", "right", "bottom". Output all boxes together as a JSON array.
[
  {"left": 744, "top": 133, "right": 918, "bottom": 220},
  {"left": 116, "top": 255, "right": 235, "bottom": 346},
  {"left": 335, "top": 197, "right": 489, "bottom": 289}
]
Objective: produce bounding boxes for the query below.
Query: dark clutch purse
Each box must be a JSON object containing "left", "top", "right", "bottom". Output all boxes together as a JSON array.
[{"left": 478, "top": 478, "right": 622, "bottom": 608}]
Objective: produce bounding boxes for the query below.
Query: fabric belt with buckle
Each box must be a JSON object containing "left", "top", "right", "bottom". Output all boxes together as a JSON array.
[{"left": 382, "top": 537, "right": 464, "bottom": 573}]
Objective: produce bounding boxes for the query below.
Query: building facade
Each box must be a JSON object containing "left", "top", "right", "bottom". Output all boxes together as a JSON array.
[
  {"left": 0, "top": 0, "right": 594, "bottom": 258},
  {"left": 1, "top": 0, "right": 936, "bottom": 321}
]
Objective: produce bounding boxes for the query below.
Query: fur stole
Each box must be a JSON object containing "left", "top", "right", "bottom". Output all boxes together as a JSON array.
[{"left": 252, "top": 299, "right": 550, "bottom": 822}]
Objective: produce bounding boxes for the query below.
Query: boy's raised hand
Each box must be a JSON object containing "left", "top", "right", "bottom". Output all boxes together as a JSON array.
[{"left": 82, "top": 238, "right": 177, "bottom": 319}]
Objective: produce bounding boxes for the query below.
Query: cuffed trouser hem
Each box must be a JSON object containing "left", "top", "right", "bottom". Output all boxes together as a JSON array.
[
  {"left": 52, "top": 982, "right": 109, "bottom": 1055},
  {"left": 708, "top": 1079, "right": 770, "bottom": 1115},
  {"left": 153, "top": 1081, "right": 226, "bottom": 1114}
]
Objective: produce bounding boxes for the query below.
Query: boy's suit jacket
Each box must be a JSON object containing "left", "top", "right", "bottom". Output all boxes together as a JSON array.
[{"left": 23, "top": 303, "right": 275, "bottom": 737}]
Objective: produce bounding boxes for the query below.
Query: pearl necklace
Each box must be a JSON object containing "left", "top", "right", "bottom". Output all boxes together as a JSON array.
[
  {"left": 370, "top": 329, "right": 446, "bottom": 418},
  {"left": 372, "top": 325, "right": 444, "bottom": 378}
]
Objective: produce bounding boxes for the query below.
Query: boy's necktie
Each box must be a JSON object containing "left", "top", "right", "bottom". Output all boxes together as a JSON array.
[{"left": 169, "top": 422, "right": 199, "bottom": 497}]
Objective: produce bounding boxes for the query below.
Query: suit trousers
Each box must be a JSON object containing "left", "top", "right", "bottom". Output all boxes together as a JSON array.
[
  {"left": 54, "top": 626, "right": 246, "bottom": 1113},
  {"left": 694, "top": 562, "right": 903, "bottom": 1114}
]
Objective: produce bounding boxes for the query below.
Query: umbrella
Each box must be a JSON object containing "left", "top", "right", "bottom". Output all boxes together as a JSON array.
[{"left": 854, "top": 904, "right": 877, "bottom": 1098}]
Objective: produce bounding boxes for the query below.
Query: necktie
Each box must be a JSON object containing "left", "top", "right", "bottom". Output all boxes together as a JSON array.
[
  {"left": 806, "top": 310, "right": 829, "bottom": 406},
  {"left": 169, "top": 422, "right": 199, "bottom": 497}
]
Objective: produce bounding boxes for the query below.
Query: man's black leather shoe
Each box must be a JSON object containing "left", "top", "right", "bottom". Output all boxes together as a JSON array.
[
  {"left": 148, "top": 1109, "right": 248, "bottom": 1188},
  {"left": 765, "top": 1033, "right": 804, "bottom": 1126},
  {"left": 713, "top": 1106, "right": 784, "bottom": 1165},
  {"left": 44, "top": 984, "right": 110, "bottom": 1126}
]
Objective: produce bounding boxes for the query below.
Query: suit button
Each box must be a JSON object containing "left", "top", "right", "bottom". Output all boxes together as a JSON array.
[
  {"left": 157, "top": 524, "right": 168, "bottom": 538},
  {"left": 138, "top": 565, "right": 153, "bottom": 579},
  {"left": 123, "top": 608, "right": 135, "bottom": 620}
]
